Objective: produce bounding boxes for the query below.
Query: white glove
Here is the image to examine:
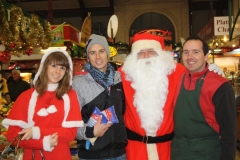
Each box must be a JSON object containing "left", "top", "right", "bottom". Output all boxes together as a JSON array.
[{"left": 208, "top": 63, "right": 224, "bottom": 77}]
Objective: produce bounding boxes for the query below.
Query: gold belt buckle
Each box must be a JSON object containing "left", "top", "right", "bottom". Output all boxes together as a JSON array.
[{"left": 142, "top": 135, "right": 149, "bottom": 143}]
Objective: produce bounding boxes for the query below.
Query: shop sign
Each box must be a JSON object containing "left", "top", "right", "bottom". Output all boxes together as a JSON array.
[
  {"left": 214, "top": 16, "right": 229, "bottom": 36},
  {"left": 80, "top": 13, "right": 91, "bottom": 48},
  {"left": 51, "top": 24, "right": 80, "bottom": 46},
  {"left": 198, "top": 16, "right": 236, "bottom": 41},
  {"left": 51, "top": 25, "right": 64, "bottom": 47}
]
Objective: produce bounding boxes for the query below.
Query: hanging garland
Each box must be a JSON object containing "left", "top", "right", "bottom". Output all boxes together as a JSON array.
[
  {"left": 0, "top": 1, "right": 52, "bottom": 59},
  {"left": 8, "top": 5, "right": 25, "bottom": 42},
  {"left": 42, "top": 21, "right": 52, "bottom": 49},
  {"left": 0, "top": 2, "right": 13, "bottom": 44}
]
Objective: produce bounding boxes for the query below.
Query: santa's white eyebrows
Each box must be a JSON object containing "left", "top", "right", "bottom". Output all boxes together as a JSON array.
[
  {"left": 139, "top": 48, "right": 154, "bottom": 51},
  {"left": 183, "top": 49, "right": 199, "bottom": 52}
]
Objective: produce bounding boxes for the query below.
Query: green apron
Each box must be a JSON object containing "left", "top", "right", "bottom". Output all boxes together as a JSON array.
[{"left": 171, "top": 72, "right": 221, "bottom": 160}]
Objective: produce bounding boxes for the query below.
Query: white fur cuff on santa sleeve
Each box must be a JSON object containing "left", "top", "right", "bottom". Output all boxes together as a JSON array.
[
  {"left": 43, "top": 135, "right": 54, "bottom": 152},
  {"left": 32, "top": 126, "right": 40, "bottom": 139}
]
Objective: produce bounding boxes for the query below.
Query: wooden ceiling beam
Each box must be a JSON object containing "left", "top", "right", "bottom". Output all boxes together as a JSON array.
[
  {"left": 30, "top": 7, "right": 113, "bottom": 19},
  {"left": 109, "top": 0, "right": 114, "bottom": 14},
  {"left": 77, "top": 0, "right": 87, "bottom": 21},
  {"left": 190, "top": 0, "right": 228, "bottom": 11}
]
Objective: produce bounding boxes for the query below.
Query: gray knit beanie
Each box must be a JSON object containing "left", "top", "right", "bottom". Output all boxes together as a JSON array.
[{"left": 86, "top": 34, "right": 110, "bottom": 59}]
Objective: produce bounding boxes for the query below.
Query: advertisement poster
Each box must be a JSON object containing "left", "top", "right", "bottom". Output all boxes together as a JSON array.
[{"left": 51, "top": 25, "right": 64, "bottom": 47}]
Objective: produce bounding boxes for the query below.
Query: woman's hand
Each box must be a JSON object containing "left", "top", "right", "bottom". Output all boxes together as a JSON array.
[
  {"left": 19, "top": 128, "right": 33, "bottom": 140},
  {"left": 50, "top": 132, "right": 58, "bottom": 147}
]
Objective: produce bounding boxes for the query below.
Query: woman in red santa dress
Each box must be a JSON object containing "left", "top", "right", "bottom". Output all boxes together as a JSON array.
[{"left": 2, "top": 49, "right": 83, "bottom": 160}]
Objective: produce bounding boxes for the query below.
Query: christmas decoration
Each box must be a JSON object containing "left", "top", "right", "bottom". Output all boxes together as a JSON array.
[
  {"left": 0, "top": 51, "right": 11, "bottom": 63},
  {"left": 25, "top": 48, "right": 33, "bottom": 56},
  {"left": 0, "top": 1, "right": 52, "bottom": 57}
]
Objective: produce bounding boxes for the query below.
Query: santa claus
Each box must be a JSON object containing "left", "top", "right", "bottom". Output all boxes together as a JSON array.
[{"left": 119, "top": 33, "right": 220, "bottom": 160}]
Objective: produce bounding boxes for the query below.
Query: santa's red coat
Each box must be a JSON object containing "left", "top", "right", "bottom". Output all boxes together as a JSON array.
[{"left": 119, "top": 64, "right": 185, "bottom": 160}]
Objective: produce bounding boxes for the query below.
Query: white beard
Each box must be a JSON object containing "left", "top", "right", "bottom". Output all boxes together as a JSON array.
[{"left": 123, "top": 50, "right": 176, "bottom": 136}]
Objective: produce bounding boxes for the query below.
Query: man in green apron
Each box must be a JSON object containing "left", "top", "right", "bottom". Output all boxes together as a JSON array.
[{"left": 171, "top": 36, "right": 236, "bottom": 160}]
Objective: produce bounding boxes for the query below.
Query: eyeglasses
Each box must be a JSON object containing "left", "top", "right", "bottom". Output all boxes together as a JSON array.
[{"left": 137, "top": 49, "right": 157, "bottom": 59}]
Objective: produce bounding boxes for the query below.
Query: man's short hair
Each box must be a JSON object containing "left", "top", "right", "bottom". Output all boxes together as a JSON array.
[{"left": 183, "top": 35, "right": 209, "bottom": 55}]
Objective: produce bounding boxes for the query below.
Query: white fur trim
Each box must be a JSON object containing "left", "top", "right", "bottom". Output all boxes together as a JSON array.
[
  {"left": 2, "top": 90, "right": 38, "bottom": 129},
  {"left": 132, "top": 40, "right": 162, "bottom": 53},
  {"left": 33, "top": 49, "right": 73, "bottom": 85},
  {"left": 147, "top": 144, "right": 159, "bottom": 160},
  {"left": 2, "top": 91, "right": 38, "bottom": 129},
  {"left": 32, "top": 126, "right": 40, "bottom": 139},
  {"left": 61, "top": 94, "right": 84, "bottom": 127},
  {"left": 2, "top": 119, "right": 30, "bottom": 129},
  {"left": 47, "top": 105, "right": 57, "bottom": 113},
  {"left": 62, "top": 121, "right": 84, "bottom": 127},
  {"left": 37, "top": 108, "right": 48, "bottom": 116},
  {"left": 43, "top": 135, "right": 54, "bottom": 152},
  {"left": 28, "top": 90, "right": 38, "bottom": 127},
  {"left": 37, "top": 105, "right": 57, "bottom": 117},
  {"left": 47, "top": 83, "right": 58, "bottom": 91}
]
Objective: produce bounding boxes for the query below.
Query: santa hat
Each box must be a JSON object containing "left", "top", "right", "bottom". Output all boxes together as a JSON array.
[
  {"left": 131, "top": 33, "right": 165, "bottom": 53},
  {"left": 33, "top": 48, "right": 73, "bottom": 85}
]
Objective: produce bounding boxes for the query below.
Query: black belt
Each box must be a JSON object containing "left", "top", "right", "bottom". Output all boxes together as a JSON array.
[{"left": 126, "top": 127, "right": 174, "bottom": 144}]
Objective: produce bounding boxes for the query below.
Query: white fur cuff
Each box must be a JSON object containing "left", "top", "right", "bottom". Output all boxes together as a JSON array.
[
  {"left": 43, "top": 135, "right": 54, "bottom": 152},
  {"left": 32, "top": 127, "right": 40, "bottom": 139}
]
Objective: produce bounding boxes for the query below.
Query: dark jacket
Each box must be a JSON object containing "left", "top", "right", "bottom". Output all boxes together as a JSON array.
[
  {"left": 8, "top": 78, "right": 30, "bottom": 101},
  {"left": 72, "top": 71, "right": 127, "bottom": 159}
]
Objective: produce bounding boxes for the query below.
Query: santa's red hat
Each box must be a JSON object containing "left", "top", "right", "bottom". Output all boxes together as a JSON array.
[{"left": 131, "top": 33, "right": 165, "bottom": 53}]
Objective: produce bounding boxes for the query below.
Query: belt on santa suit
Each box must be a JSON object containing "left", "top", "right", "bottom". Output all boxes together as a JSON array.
[{"left": 126, "top": 128, "right": 174, "bottom": 144}]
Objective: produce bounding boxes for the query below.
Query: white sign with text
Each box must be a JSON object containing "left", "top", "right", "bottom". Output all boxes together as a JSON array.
[{"left": 214, "top": 16, "right": 229, "bottom": 36}]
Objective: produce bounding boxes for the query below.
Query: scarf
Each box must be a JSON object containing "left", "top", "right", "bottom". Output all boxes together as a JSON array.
[{"left": 85, "top": 62, "right": 115, "bottom": 93}]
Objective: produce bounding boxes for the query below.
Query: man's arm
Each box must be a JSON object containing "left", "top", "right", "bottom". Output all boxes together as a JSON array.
[{"left": 213, "top": 82, "right": 236, "bottom": 160}]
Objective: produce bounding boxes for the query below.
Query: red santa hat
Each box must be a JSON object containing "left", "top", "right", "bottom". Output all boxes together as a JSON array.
[{"left": 131, "top": 33, "right": 165, "bottom": 53}]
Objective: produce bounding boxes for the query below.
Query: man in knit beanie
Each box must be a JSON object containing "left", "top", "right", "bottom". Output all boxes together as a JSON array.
[
  {"left": 73, "top": 34, "right": 127, "bottom": 159},
  {"left": 86, "top": 34, "right": 110, "bottom": 59}
]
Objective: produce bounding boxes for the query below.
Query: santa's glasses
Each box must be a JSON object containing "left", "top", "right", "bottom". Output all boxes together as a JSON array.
[{"left": 137, "top": 49, "right": 157, "bottom": 59}]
